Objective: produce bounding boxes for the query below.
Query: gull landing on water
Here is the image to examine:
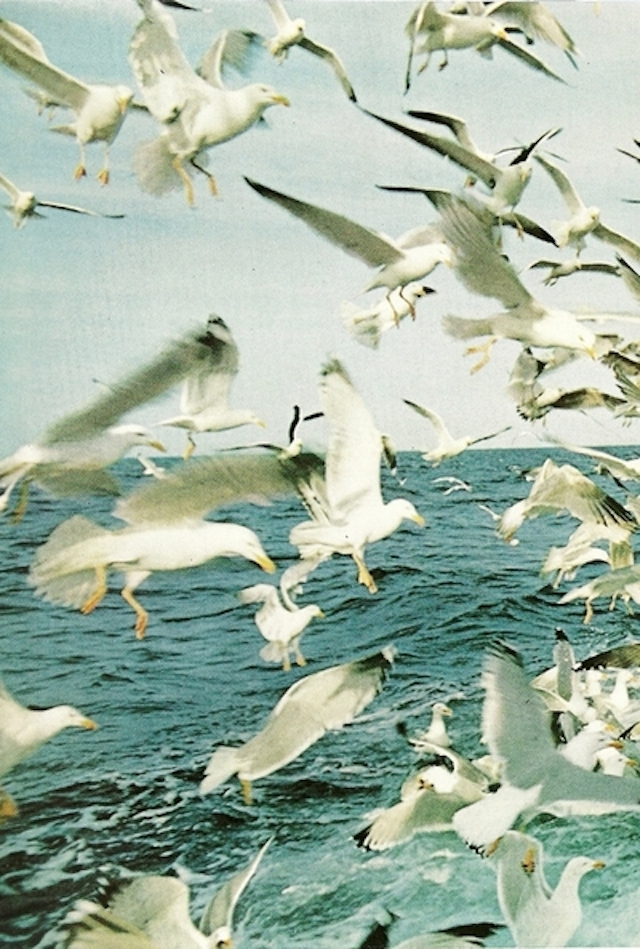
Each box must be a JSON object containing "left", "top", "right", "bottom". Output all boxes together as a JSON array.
[
  {"left": 404, "top": 399, "right": 510, "bottom": 465},
  {"left": 0, "top": 18, "right": 133, "bottom": 184}
]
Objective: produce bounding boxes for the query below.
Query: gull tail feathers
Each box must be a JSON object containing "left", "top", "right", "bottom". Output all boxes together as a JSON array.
[
  {"left": 340, "top": 302, "right": 380, "bottom": 349},
  {"left": 133, "top": 137, "right": 185, "bottom": 196},
  {"left": 200, "top": 746, "right": 240, "bottom": 795},
  {"left": 28, "top": 515, "right": 110, "bottom": 608}
]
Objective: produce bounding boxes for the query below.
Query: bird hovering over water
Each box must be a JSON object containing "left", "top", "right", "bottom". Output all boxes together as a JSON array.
[
  {"left": 404, "top": 399, "right": 509, "bottom": 465},
  {"left": 0, "top": 170, "right": 125, "bottom": 228},
  {"left": 0, "top": 17, "right": 133, "bottom": 184}
]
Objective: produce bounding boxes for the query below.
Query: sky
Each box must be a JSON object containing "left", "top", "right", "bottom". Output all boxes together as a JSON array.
[{"left": 2, "top": 0, "right": 640, "bottom": 461}]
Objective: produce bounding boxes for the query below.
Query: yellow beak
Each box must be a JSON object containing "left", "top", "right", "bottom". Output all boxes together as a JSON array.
[{"left": 257, "top": 554, "right": 277, "bottom": 574}]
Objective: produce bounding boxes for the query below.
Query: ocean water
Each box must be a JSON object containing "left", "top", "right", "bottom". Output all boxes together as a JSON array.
[{"left": 1, "top": 447, "right": 640, "bottom": 948}]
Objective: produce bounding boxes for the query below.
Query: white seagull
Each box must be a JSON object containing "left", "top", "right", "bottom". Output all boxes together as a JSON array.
[
  {"left": 0, "top": 170, "right": 124, "bottom": 228},
  {"left": 0, "top": 676, "right": 97, "bottom": 817},
  {"left": 245, "top": 177, "right": 454, "bottom": 318},
  {"left": 0, "top": 17, "right": 133, "bottom": 183},
  {"left": 129, "top": 0, "right": 289, "bottom": 205},
  {"left": 491, "top": 830, "right": 603, "bottom": 949},
  {"left": 404, "top": 399, "right": 509, "bottom": 465},
  {"left": 341, "top": 284, "right": 435, "bottom": 349},
  {"left": 158, "top": 315, "right": 265, "bottom": 458},
  {"left": 262, "top": 0, "right": 356, "bottom": 101},
  {"left": 64, "top": 839, "right": 271, "bottom": 949},
  {"left": 200, "top": 646, "right": 395, "bottom": 803},
  {"left": 452, "top": 642, "right": 640, "bottom": 850}
]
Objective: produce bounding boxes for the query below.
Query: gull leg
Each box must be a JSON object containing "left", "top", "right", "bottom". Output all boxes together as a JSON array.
[
  {"left": 294, "top": 642, "right": 307, "bottom": 667},
  {"left": 397, "top": 286, "right": 417, "bottom": 321},
  {"left": 183, "top": 434, "right": 196, "bottom": 460},
  {"left": 190, "top": 159, "right": 218, "bottom": 196},
  {"left": 81, "top": 564, "right": 108, "bottom": 615},
  {"left": 121, "top": 586, "right": 149, "bottom": 639},
  {"left": 0, "top": 788, "right": 18, "bottom": 822},
  {"left": 74, "top": 143, "right": 87, "bottom": 180},
  {"left": 240, "top": 778, "right": 253, "bottom": 805},
  {"left": 172, "top": 156, "right": 195, "bottom": 207},
  {"left": 438, "top": 50, "right": 449, "bottom": 71},
  {"left": 465, "top": 338, "right": 496, "bottom": 374},
  {"left": 10, "top": 481, "right": 30, "bottom": 524},
  {"left": 353, "top": 553, "right": 377, "bottom": 594},
  {"left": 97, "top": 145, "right": 110, "bottom": 186},
  {"left": 282, "top": 651, "right": 292, "bottom": 673},
  {"left": 583, "top": 599, "right": 594, "bottom": 625}
]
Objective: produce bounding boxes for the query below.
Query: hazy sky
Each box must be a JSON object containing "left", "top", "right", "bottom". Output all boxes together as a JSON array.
[{"left": 2, "top": 0, "right": 640, "bottom": 460}]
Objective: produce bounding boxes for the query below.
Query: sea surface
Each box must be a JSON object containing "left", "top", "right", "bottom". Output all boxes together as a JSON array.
[{"left": 1, "top": 447, "right": 640, "bottom": 948}]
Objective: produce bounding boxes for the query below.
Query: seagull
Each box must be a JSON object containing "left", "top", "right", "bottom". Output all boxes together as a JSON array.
[
  {"left": 490, "top": 830, "right": 603, "bottom": 949},
  {"left": 496, "top": 458, "right": 637, "bottom": 543},
  {"left": 262, "top": 0, "right": 357, "bottom": 101},
  {"left": 0, "top": 321, "right": 235, "bottom": 519},
  {"left": 404, "top": 399, "right": 509, "bottom": 465},
  {"left": 541, "top": 522, "right": 628, "bottom": 589},
  {"left": 410, "top": 701, "right": 454, "bottom": 748},
  {"left": 245, "top": 177, "right": 454, "bottom": 318},
  {"left": 27, "top": 448, "right": 299, "bottom": 637},
  {"left": 158, "top": 315, "right": 265, "bottom": 458},
  {"left": 526, "top": 257, "right": 620, "bottom": 287},
  {"left": 535, "top": 154, "right": 640, "bottom": 262},
  {"left": 200, "top": 646, "right": 395, "bottom": 803},
  {"left": 0, "top": 676, "right": 97, "bottom": 817},
  {"left": 452, "top": 642, "right": 640, "bottom": 850},
  {"left": 432, "top": 475, "right": 472, "bottom": 495},
  {"left": 238, "top": 561, "right": 324, "bottom": 671},
  {"left": 0, "top": 17, "right": 133, "bottom": 183},
  {"left": 559, "top": 564, "right": 640, "bottom": 625},
  {"left": 478, "top": 1, "right": 579, "bottom": 64},
  {"left": 129, "top": 0, "right": 289, "bottom": 205},
  {"left": 433, "top": 195, "right": 603, "bottom": 371},
  {"left": 0, "top": 170, "right": 124, "bottom": 229},
  {"left": 341, "top": 284, "right": 435, "bottom": 349},
  {"left": 63, "top": 839, "right": 271, "bottom": 949},
  {"left": 362, "top": 108, "right": 560, "bottom": 224},
  {"left": 404, "top": 1, "right": 566, "bottom": 90},
  {"left": 288, "top": 359, "right": 425, "bottom": 593}
]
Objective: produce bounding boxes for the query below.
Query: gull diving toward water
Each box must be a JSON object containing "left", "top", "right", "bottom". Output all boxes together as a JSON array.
[
  {"left": 129, "top": 0, "right": 289, "bottom": 205},
  {"left": 490, "top": 830, "right": 603, "bottom": 949},
  {"left": 0, "top": 320, "right": 240, "bottom": 520},
  {"left": 28, "top": 450, "right": 294, "bottom": 638},
  {"left": 0, "top": 18, "right": 133, "bottom": 184},
  {"left": 261, "top": 0, "right": 357, "bottom": 101},
  {"left": 245, "top": 177, "right": 454, "bottom": 317},
  {"left": 0, "top": 676, "right": 97, "bottom": 817},
  {"left": 433, "top": 195, "right": 605, "bottom": 371},
  {"left": 403, "top": 399, "right": 509, "bottom": 465},
  {"left": 288, "top": 358, "right": 425, "bottom": 593},
  {"left": 0, "top": 170, "right": 124, "bottom": 229},
  {"left": 200, "top": 646, "right": 395, "bottom": 803},
  {"left": 404, "top": 1, "right": 569, "bottom": 91},
  {"left": 238, "top": 560, "right": 324, "bottom": 671},
  {"left": 158, "top": 315, "right": 264, "bottom": 458},
  {"left": 535, "top": 154, "right": 640, "bottom": 263},
  {"left": 452, "top": 641, "right": 640, "bottom": 851},
  {"left": 64, "top": 838, "right": 271, "bottom": 949}
]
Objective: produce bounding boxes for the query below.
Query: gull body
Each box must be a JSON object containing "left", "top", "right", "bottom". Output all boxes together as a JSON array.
[
  {"left": 0, "top": 18, "right": 132, "bottom": 182},
  {"left": 130, "top": 0, "right": 289, "bottom": 205}
]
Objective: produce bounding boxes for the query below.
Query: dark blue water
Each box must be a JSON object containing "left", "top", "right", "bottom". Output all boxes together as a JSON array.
[{"left": 1, "top": 448, "right": 640, "bottom": 947}]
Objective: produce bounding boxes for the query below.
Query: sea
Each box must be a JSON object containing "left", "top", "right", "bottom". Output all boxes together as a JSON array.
[{"left": 1, "top": 447, "right": 640, "bottom": 948}]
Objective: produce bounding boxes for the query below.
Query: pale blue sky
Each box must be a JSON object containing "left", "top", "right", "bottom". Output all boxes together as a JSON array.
[{"left": 2, "top": 1, "right": 640, "bottom": 459}]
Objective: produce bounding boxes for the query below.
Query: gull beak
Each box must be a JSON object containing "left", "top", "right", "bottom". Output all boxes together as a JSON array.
[
  {"left": 272, "top": 94, "right": 290, "bottom": 106},
  {"left": 149, "top": 439, "right": 166, "bottom": 452},
  {"left": 317, "top": 609, "right": 325, "bottom": 618},
  {"left": 256, "top": 554, "right": 277, "bottom": 574},
  {"left": 496, "top": 27, "right": 509, "bottom": 41},
  {"left": 412, "top": 512, "right": 426, "bottom": 527},
  {"left": 256, "top": 418, "right": 267, "bottom": 429},
  {"left": 80, "top": 718, "right": 99, "bottom": 730},
  {"left": 609, "top": 739, "right": 625, "bottom": 750},
  {"left": 592, "top": 860, "right": 606, "bottom": 870},
  {"left": 587, "top": 346, "right": 598, "bottom": 360},
  {"left": 441, "top": 705, "right": 453, "bottom": 717},
  {"left": 118, "top": 95, "right": 131, "bottom": 114}
]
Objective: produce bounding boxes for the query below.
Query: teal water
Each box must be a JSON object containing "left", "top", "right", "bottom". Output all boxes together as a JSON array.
[{"left": 1, "top": 448, "right": 640, "bottom": 947}]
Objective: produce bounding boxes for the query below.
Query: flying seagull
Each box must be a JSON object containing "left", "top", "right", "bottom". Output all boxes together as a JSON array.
[
  {"left": 0, "top": 17, "right": 133, "bottom": 183},
  {"left": 404, "top": 399, "right": 509, "bottom": 465},
  {"left": 0, "top": 170, "right": 124, "bottom": 228},
  {"left": 129, "top": 0, "right": 289, "bottom": 205},
  {"left": 200, "top": 646, "right": 395, "bottom": 803}
]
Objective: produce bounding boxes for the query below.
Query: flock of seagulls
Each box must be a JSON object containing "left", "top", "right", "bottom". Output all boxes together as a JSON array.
[{"left": 3, "top": 1, "right": 640, "bottom": 947}]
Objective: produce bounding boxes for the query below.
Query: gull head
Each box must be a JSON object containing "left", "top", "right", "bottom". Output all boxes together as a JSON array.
[
  {"left": 211, "top": 924, "right": 232, "bottom": 948},
  {"left": 253, "top": 84, "right": 290, "bottom": 109},
  {"left": 391, "top": 498, "right": 425, "bottom": 528},
  {"left": 109, "top": 424, "right": 166, "bottom": 452},
  {"left": 50, "top": 705, "right": 99, "bottom": 733}
]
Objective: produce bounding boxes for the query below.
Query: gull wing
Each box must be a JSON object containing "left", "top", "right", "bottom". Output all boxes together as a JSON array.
[
  {"left": 200, "top": 838, "right": 271, "bottom": 937},
  {"left": 320, "top": 358, "right": 384, "bottom": 520},
  {"left": 576, "top": 642, "right": 640, "bottom": 671},
  {"left": 354, "top": 783, "right": 474, "bottom": 851},
  {"left": 0, "top": 171, "right": 20, "bottom": 201},
  {"left": 63, "top": 899, "right": 157, "bottom": 948},
  {"left": 35, "top": 468, "right": 122, "bottom": 499},
  {"left": 361, "top": 109, "right": 499, "bottom": 188},
  {"left": 298, "top": 36, "right": 356, "bottom": 102},
  {"left": 266, "top": 0, "right": 291, "bottom": 31},
  {"left": 113, "top": 450, "right": 323, "bottom": 525},
  {"left": 177, "top": 316, "right": 239, "bottom": 416},
  {"left": 527, "top": 461, "right": 637, "bottom": 529},
  {"left": 197, "top": 28, "right": 259, "bottom": 89},
  {"left": 403, "top": 399, "right": 451, "bottom": 441},
  {"left": 406, "top": 110, "right": 481, "bottom": 155},
  {"left": 535, "top": 155, "right": 583, "bottom": 213},
  {"left": 553, "top": 441, "right": 640, "bottom": 482},
  {"left": 593, "top": 223, "right": 640, "bottom": 265},
  {"left": 42, "top": 325, "right": 220, "bottom": 444},
  {"left": 485, "top": 1, "right": 579, "bottom": 59},
  {"left": 245, "top": 178, "right": 403, "bottom": 268},
  {"left": 0, "top": 18, "right": 89, "bottom": 109},
  {"left": 237, "top": 647, "right": 394, "bottom": 777},
  {"left": 435, "top": 195, "right": 532, "bottom": 307},
  {"left": 495, "top": 35, "right": 566, "bottom": 83},
  {"left": 492, "top": 830, "right": 552, "bottom": 930},
  {"left": 36, "top": 199, "right": 125, "bottom": 219},
  {"left": 94, "top": 876, "right": 198, "bottom": 947}
]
